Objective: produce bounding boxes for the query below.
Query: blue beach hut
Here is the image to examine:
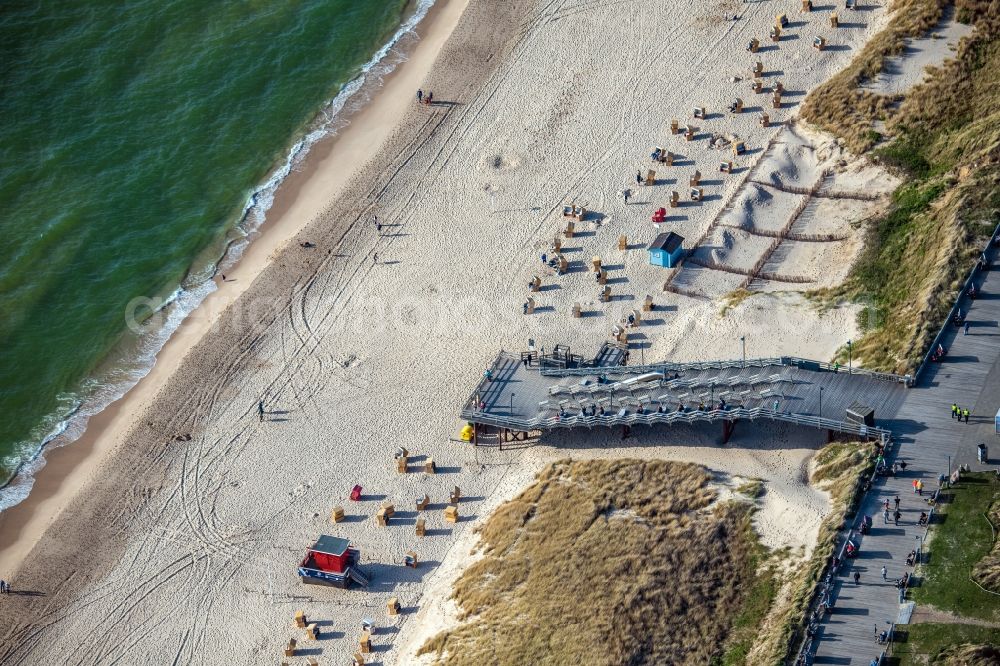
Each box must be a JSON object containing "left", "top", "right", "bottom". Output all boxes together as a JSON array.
[{"left": 648, "top": 232, "right": 684, "bottom": 268}]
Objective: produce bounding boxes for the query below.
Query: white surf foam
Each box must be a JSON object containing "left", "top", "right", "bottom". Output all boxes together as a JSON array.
[{"left": 0, "top": 0, "right": 437, "bottom": 512}]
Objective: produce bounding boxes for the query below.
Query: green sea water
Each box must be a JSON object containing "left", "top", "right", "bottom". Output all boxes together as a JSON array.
[{"left": 0, "top": 0, "right": 424, "bottom": 505}]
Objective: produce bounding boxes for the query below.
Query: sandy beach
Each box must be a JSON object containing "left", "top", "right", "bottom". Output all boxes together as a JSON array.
[{"left": 0, "top": 1, "right": 899, "bottom": 663}]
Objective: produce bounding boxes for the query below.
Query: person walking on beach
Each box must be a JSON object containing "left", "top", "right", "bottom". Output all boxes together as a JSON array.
[
  {"left": 373, "top": 253, "right": 379, "bottom": 264},
  {"left": 964, "top": 408, "right": 970, "bottom": 423},
  {"left": 952, "top": 403, "right": 958, "bottom": 419},
  {"left": 883, "top": 508, "right": 890, "bottom": 524},
  {"left": 416, "top": 89, "right": 423, "bottom": 104},
  {"left": 257, "top": 401, "right": 265, "bottom": 422},
  {"left": 853, "top": 571, "right": 861, "bottom": 585},
  {"left": 964, "top": 321, "right": 970, "bottom": 335},
  {"left": 636, "top": 170, "right": 642, "bottom": 186},
  {"left": 893, "top": 510, "right": 902, "bottom": 525},
  {"left": 916, "top": 480, "right": 923, "bottom": 496},
  {"left": 623, "top": 188, "right": 630, "bottom": 204},
  {"left": 0, "top": 579, "right": 6, "bottom": 594},
  {"left": 881, "top": 565, "right": 887, "bottom": 581},
  {"left": 894, "top": 495, "right": 900, "bottom": 511}
]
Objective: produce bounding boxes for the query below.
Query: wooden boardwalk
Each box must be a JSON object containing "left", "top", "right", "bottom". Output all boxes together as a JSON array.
[
  {"left": 462, "top": 355, "right": 907, "bottom": 443},
  {"left": 810, "top": 253, "right": 1000, "bottom": 664}
]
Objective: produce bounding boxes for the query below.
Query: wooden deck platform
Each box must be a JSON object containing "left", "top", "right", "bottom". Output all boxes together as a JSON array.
[{"left": 462, "top": 354, "right": 907, "bottom": 444}]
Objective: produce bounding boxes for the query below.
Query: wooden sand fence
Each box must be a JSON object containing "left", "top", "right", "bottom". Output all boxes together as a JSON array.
[
  {"left": 663, "top": 281, "right": 711, "bottom": 300},
  {"left": 663, "top": 131, "right": 788, "bottom": 297},
  {"left": 661, "top": 132, "right": 871, "bottom": 296},
  {"left": 720, "top": 223, "right": 849, "bottom": 243},
  {"left": 750, "top": 174, "right": 882, "bottom": 201},
  {"left": 685, "top": 254, "right": 813, "bottom": 284},
  {"left": 743, "top": 170, "right": 828, "bottom": 290}
]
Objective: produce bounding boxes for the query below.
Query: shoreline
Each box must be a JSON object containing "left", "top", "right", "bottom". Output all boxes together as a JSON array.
[
  {"left": 0, "top": 0, "right": 438, "bottom": 503},
  {"left": 0, "top": 0, "right": 470, "bottom": 577}
]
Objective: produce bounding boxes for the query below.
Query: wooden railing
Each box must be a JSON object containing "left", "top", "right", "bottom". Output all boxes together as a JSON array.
[
  {"left": 539, "top": 355, "right": 911, "bottom": 384},
  {"left": 914, "top": 222, "right": 1000, "bottom": 384},
  {"left": 461, "top": 403, "right": 892, "bottom": 445},
  {"left": 793, "top": 440, "right": 895, "bottom": 665}
]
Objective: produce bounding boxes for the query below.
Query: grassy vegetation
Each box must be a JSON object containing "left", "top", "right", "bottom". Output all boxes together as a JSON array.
[
  {"left": 972, "top": 493, "right": 1000, "bottom": 592},
  {"left": 417, "top": 445, "right": 881, "bottom": 666},
  {"left": 418, "top": 460, "right": 775, "bottom": 666},
  {"left": 720, "top": 556, "right": 778, "bottom": 666},
  {"left": 736, "top": 478, "right": 765, "bottom": 499},
  {"left": 913, "top": 473, "right": 1000, "bottom": 622},
  {"left": 800, "top": 0, "right": 950, "bottom": 153},
  {"left": 720, "top": 288, "right": 754, "bottom": 316},
  {"left": 890, "top": 623, "right": 1000, "bottom": 665},
  {"left": 804, "top": 2, "right": 1000, "bottom": 373},
  {"left": 742, "top": 441, "right": 877, "bottom": 664}
]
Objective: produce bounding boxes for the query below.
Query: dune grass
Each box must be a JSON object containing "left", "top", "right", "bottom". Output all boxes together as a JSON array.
[
  {"left": 928, "top": 641, "right": 1000, "bottom": 665},
  {"left": 889, "top": 623, "right": 1000, "bottom": 665},
  {"left": 800, "top": 0, "right": 949, "bottom": 154},
  {"left": 417, "top": 460, "right": 775, "bottom": 666},
  {"left": 418, "top": 446, "right": 880, "bottom": 666},
  {"left": 972, "top": 490, "right": 1000, "bottom": 593},
  {"left": 720, "top": 289, "right": 754, "bottom": 317},
  {"left": 805, "top": 2, "right": 1000, "bottom": 374},
  {"left": 737, "top": 478, "right": 765, "bottom": 499},
  {"left": 721, "top": 563, "right": 779, "bottom": 666},
  {"left": 913, "top": 472, "right": 1000, "bottom": 622}
]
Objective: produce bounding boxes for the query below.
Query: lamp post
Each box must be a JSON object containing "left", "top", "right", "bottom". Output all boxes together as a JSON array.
[
  {"left": 510, "top": 392, "right": 515, "bottom": 417},
  {"left": 847, "top": 340, "right": 853, "bottom": 374},
  {"left": 740, "top": 335, "right": 746, "bottom": 367},
  {"left": 819, "top": 386, "right": 824, "bottom": 420}
]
